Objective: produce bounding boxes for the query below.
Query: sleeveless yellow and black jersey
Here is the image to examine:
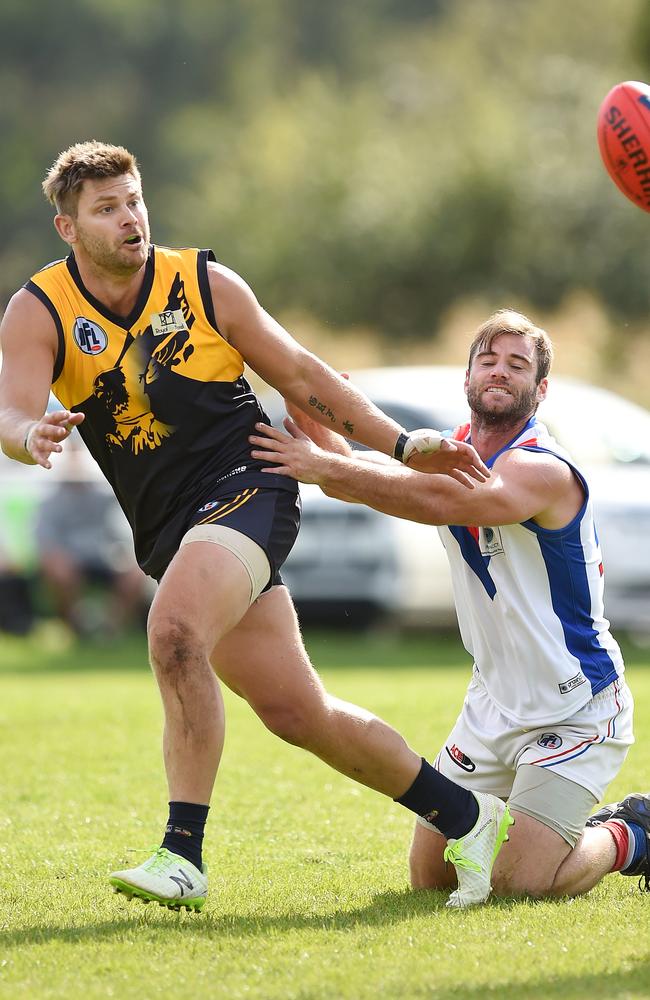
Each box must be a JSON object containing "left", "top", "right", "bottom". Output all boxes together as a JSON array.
[{"left": 25, "top": 245, "right": 297, "bottom": 578}]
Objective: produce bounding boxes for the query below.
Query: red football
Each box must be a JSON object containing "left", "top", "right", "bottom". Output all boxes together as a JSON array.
[{"left": 597, "top": 80, "right": 650, "bottom": 212}]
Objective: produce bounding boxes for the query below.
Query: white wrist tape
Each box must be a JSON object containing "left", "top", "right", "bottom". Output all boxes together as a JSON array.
[
  {"left": 24, "top": 422, "right": 38, "bottom": 457},
  {"left": 402, "top": 428, "right": 443, "bottom": 464}
]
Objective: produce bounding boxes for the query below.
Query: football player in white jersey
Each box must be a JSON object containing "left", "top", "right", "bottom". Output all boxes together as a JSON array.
[{"left": 251, "top": 309, "right": 649, "bottom": 900}]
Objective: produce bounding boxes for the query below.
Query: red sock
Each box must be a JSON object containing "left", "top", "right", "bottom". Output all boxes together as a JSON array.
[{"left": 602, "top": 819, "right": 630, "bottom": 871}]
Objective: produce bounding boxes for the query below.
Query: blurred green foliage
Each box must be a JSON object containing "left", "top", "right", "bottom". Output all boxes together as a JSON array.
[{"left": 1, "top": 0, "right": 649, "bottom": 339}]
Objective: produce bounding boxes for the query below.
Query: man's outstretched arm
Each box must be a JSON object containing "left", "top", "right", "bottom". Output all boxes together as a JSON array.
[
  {"left": 208, "top": 263, "right": 488, "bottom": 488},
  {"left": 250, "top": 419, "right": 583, "bottom": 529}
]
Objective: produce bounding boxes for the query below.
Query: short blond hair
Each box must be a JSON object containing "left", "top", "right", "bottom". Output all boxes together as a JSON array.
[
  {"left": 42, "top": 140, "right": 140, "bottom": 215},
  {"left": 468, "top": 309, "right": 553, "bottom": 382}
]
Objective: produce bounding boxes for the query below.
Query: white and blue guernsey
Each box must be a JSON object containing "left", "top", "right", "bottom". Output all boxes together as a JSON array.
[{"left": 439, "top": 416, "right": 625, "bottom": 728}]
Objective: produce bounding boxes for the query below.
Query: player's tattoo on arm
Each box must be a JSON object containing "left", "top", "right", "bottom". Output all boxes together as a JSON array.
[{"left": 308, "top": 395, "right": 339, "bottom": 425}]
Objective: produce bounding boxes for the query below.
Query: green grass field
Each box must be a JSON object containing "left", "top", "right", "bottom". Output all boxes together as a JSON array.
[{"left": 2, "top": 629, "right": 650, "bottom": 1000}]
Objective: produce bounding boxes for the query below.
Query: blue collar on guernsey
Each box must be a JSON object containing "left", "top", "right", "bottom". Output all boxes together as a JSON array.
[{"left": 465, "top": 415, "right": 538, "bottom": 470}]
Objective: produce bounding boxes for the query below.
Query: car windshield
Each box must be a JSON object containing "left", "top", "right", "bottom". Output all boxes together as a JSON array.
[
  {"left": 213, "top": 370, "right": 650, "bottom": 469},
  {"left": 539, "top": 382, "right": 650, "bottom": 467},
  {"left": 353, "top": 369, "right": 650, "bottom": 469}
]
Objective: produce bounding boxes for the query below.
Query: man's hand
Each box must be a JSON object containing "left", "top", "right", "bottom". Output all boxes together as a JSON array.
[
  {"left": 284, "top": 392, "right": 354, "bottom": 458},
  {"left": 404, "top": 431, "right": 489, "bottom": 488},
  {"left": 251, "top": 419, "right": 489, "bottom": 493},
  {"left": 250, "top": 419, "right": 332, "bottom": 485},
  {"left": 25, "top": 410, "right": 85, "bottom": 469}
]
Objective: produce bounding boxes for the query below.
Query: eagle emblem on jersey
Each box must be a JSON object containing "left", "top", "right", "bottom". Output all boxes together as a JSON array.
[
  {"left": 93, "top": 359, "right": 172, "bottom": 455},
  {"left": 91, "top": 273, "right": 195, "bottom": 455}
]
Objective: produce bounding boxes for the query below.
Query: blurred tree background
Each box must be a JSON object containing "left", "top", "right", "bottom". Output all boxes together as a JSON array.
[{"left": 2, "top": 0, "right": 650, "bottom": 398}]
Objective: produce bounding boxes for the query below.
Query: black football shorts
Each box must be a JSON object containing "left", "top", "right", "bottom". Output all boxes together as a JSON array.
[{"left": 154, "top": 483, "right": 301, "bottom": 588}]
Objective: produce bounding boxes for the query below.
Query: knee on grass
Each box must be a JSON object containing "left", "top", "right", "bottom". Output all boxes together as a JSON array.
[
  {"left": 409, "top": 864, "right": 456, "bottom": 891},
  {"left": 408, "top": 836, "right": 456, "bottom": 891},
  {"left": 491, "top": 866, "right": 557, "bottom": 899}
]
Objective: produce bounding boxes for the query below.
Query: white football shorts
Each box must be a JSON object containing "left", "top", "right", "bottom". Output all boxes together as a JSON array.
[{"left": 423, "top": 670, "right": 634, "bottom": 846}]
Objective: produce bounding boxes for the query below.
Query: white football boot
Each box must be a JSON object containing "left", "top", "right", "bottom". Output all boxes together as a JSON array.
[
  {"left": 109, "top": 847, "right": 208, "bottom": 912},
  {"left": 443, "top": 792, "right": 514, "bottom": 908}
]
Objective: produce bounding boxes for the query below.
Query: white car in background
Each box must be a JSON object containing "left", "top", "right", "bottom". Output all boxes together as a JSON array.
[{"left": 264, "top": 366, "right": 650, "bottom": 633}]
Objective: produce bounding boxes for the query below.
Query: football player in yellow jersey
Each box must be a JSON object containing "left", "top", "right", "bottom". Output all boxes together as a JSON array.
[{"left": 0, "top": 141, "right": 511, "bottom": 911}]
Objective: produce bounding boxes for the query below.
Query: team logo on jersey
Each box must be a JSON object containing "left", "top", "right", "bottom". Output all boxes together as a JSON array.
[
  {"left": 537, "top": 733, "right": 562, "bottom": 749},
  {"left": 445, "top": 744, "right": 476, "bottom": 772},
  {"left": 150, "top": 309, "right": 188, "bottom": 337},
  {"left": 198, "top": 500, "right": 220, "bottom": 513},
  {"left": 89, "top": 272, "right": 199, "bottom": 456},
  {"left": 479, "top": 526, "right": 504, "bottom": 557},
  {"left": 73, "top": 317, "right": 108, "bottom": 355}
]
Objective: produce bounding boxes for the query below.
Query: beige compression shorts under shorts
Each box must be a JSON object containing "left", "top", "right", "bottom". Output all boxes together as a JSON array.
[{"left": 179, "top": 523, "right": 272, "bottom": 605}]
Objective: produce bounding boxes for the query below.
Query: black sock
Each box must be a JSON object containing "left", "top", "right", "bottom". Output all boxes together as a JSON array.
[
  {"left": 395, "top": 758, "right": 479, "bottom": 839},
  {"left": 160, "top": 801, "right": 209, "bottom": 870}
]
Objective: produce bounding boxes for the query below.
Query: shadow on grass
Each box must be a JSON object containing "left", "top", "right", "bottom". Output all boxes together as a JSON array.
[
  {"left": 0, "top": 887, "right": 615, "bottom": 944},
  {"left": 426, "top": 961, "right": 650, "bottom": 1000},
  {"left": 4, "top": 891, "right": 650, "bottom": 999},
  {"left": 0, "top": 886, "right": 448, "bottom": 948}
]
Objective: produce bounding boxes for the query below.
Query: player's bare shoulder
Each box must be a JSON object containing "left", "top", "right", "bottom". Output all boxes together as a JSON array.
[
  {"left": 206, "top": 260, "right": 251, "bottom": 293},
  {"left": 494, "top": 446, "right": 577, "bottom": 494},
  {"left": 206, "top": 262, "right": 257, "bottom": 304},
  {"left": 494, "top": 446, "right": 584, "bottom": 528},
  {"left": 0, "top": 286, "right": 58, "bottom": 358},
  {"left": 205, "top": 261, "right": 260, "bottom": 342}
]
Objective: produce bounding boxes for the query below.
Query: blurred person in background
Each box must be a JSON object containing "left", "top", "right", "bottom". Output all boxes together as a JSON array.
[
  {"left": 251, "top": 309, "right": 648, "bottom": 901},
  {"left": 0, "top": 528, "right": 34, "bottom": 636},
  {"left": 0, "top": 140, "right": 513, "bottom": 914},
  {"left": 34, "top": 433, "right": 149, "bottom": 638}
]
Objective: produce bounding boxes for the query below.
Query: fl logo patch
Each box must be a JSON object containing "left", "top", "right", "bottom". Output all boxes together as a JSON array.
[
  {"left": 537, "top": 733, "right": 562, "bottom": 749},
  {"left": 73, "top": 317, "right": 108, "bottom": 355}
]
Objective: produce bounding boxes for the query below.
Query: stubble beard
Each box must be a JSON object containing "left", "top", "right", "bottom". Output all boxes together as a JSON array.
[
  {"left": 75, "top": 223, "right": 150, "bottom": 277},
  {"left": 466, "top": 382, "right": 539, "bottom": 433}
]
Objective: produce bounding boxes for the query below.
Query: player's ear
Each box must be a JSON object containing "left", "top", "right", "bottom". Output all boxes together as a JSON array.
[
  {"left": 54, "top": 213, "right": 77, "bottom": 246},
  {"left": 535, "top": 377, "right": 548, "bottom": 403}
]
